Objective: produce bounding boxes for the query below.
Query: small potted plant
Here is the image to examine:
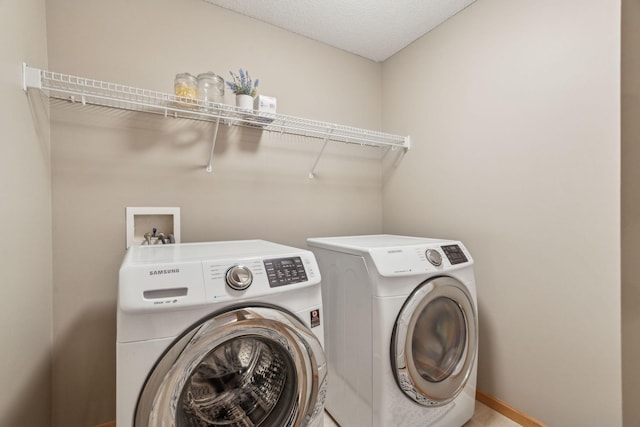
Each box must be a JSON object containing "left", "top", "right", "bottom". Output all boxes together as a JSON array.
[{"left": 226, "top": 68, "right": 259, "bottom": 110}]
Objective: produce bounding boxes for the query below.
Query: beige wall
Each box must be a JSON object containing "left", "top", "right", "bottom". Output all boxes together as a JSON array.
[
  {"left": 0, "top": 0, "right": 52, "bottom": 426},
  {"left": 622, "top": 0, "right": 640, "bottom": 425},
  {"left": 382, "top": 0, "right": 621, "bottom": 426},
  {"left": 45, "top": 0, "right": 384, "bottom": 425}
]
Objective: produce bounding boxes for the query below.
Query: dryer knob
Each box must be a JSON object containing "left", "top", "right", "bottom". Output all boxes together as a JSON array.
[
  {"left": 226, "top": 265, "right": 253, "bottom": 290},
  {"left": 426, "top": 249, "right": 443, "bottom": 266}
]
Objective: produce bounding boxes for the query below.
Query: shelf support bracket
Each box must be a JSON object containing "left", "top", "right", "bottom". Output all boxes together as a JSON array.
[
  {"left": 205, "top": 117, "right": 221, "bottom": 173},
  {"left": 308, "top": 128, "right": 334, "bottom": 179},
  {"left": 22, "top": 63, "right": 42, "bottom": 92}
]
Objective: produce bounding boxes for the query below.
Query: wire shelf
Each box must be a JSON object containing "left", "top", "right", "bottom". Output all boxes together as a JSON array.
[{"left": 23, "top": 64, "right": 410, "bottom": 174}]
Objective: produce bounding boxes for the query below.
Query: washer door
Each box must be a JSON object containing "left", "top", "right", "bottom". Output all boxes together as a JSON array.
[
  {"left": 135, "top": 305, "right": 327, "bottom": 427},
  {"left": 391, "top": 276, "right": 477, "bottom": 407}
]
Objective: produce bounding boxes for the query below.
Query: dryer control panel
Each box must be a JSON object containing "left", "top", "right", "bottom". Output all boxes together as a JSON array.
[
  {"left": 441, "top": 244, "right": 468, "bottom": 265},
  {"left": 367, "top": 242, "right": 472, "bottom": 277}
]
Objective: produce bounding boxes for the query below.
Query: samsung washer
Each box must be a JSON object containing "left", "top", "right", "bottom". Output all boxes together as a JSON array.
[
  {"left": 307, "top": 234, "right": 478, "bottom": 427},
  {"left": 116, "top": 240, "right": 327, "bottom": 427}
]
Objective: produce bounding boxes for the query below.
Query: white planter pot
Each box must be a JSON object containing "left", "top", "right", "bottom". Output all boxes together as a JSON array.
[{"left": 236, "top": 94, "right": 254, "bottom": 111}]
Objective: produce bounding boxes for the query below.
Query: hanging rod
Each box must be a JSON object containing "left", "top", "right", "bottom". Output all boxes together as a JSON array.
[{"left": 23, "top": 64, "right": 410, "bottom": 173}]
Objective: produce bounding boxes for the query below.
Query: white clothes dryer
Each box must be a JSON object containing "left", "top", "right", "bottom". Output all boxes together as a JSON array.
[
  {"left": 116, "top": 240, "right": 327, "bottom": 427},
  {"left": 307, "top": 234, "right": 478, "bottom": 427}
]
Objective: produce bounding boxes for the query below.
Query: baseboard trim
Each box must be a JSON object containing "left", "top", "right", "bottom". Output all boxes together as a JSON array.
[{"left": 476, "top": 390, "right": 548, "bottom": 427}]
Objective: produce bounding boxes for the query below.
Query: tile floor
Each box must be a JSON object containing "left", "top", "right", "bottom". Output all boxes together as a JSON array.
[
  {"left": 323, "top": 411, "right": 338, "bottom": 427},
  {"left": 322, "top": 401, "right": 521, "bottom": 427},
  {"left": 463, "top": 401, "right": 522, "bottom": 427}
]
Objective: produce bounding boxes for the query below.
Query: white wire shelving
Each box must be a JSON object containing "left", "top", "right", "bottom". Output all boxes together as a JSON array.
[{"left": 22, "top": 64, "right": 410, "bottom": 176}]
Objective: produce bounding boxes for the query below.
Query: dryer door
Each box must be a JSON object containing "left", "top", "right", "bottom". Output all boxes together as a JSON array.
[
  {"left": 134, "top": 305, "right": 327, "bottom": 427},
  {"left": 391, "top": 276, "right": 477, "bottom": 407}
]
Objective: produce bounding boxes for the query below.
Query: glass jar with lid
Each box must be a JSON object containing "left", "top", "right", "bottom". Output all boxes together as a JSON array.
[
  {"left": 174, "top": 73, "right": 198, "bottom": 101},
  {"left": 197, "top": 72, "right": 225, "bottom": 108}
]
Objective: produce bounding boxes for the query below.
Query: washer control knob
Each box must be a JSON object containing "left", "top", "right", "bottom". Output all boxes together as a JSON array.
[
  {"left": 425, "top": 249, "right": 442, "bottom": 266},
  {"left": 226, "top": 265, "right": 253, "bottom": 290}
]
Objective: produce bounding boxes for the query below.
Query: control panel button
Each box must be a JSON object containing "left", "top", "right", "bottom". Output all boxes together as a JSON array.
[
  {"left": 225, "top": 265, "right": 253, "bottom": 290},
  {"left": 441, "top": 244, "right": 468, "bottom": 265},
  {"left": 264, "top": 257, "right": 308, "bottom": 287},
  {"left": 425, "top": 249, "right": 443, "bottom": 266}
]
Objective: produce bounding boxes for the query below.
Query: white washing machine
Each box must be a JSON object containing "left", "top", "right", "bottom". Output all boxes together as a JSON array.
[
  {"left": 116, "top": 240, "right": 327, "bottom": 427},
  {"left": 307, "top": 234, "right": 478, "bottom": 427}
]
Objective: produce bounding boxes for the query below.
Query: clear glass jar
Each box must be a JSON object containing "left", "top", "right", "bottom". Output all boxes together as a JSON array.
[
  {"left": 174, "top": 73, "right": 198, "bottom": 100},
  {"left": 197, "top": 72, "right": 225, "bottom": 106}
]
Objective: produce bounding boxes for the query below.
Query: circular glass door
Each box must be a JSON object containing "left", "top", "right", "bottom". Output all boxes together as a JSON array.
[
  {"left": 178, "top": 335, "right": 296, "bottom": 426},
  {"left": 135, "top": 305, "right": 327, "bottom": 427},
  {"left": 391, "top": 276, "right": 477, "bottom": 406}
]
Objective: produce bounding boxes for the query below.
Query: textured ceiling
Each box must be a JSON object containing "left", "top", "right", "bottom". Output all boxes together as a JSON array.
[{"left": 202, "top": 0, "right": 476, "bottom": 62}]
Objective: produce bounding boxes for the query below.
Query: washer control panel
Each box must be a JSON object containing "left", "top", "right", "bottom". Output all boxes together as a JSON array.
[
  {"left": 264, "top": 257, "right": 308, "bottom": 287},
  {"left": 120, "top": 241, "right": 322, "bottom": 311}
]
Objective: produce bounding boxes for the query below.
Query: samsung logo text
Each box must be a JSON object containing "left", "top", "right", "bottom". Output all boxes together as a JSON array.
[{"left": 149, "top": 268, "right": 180, "bottom": 276}]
